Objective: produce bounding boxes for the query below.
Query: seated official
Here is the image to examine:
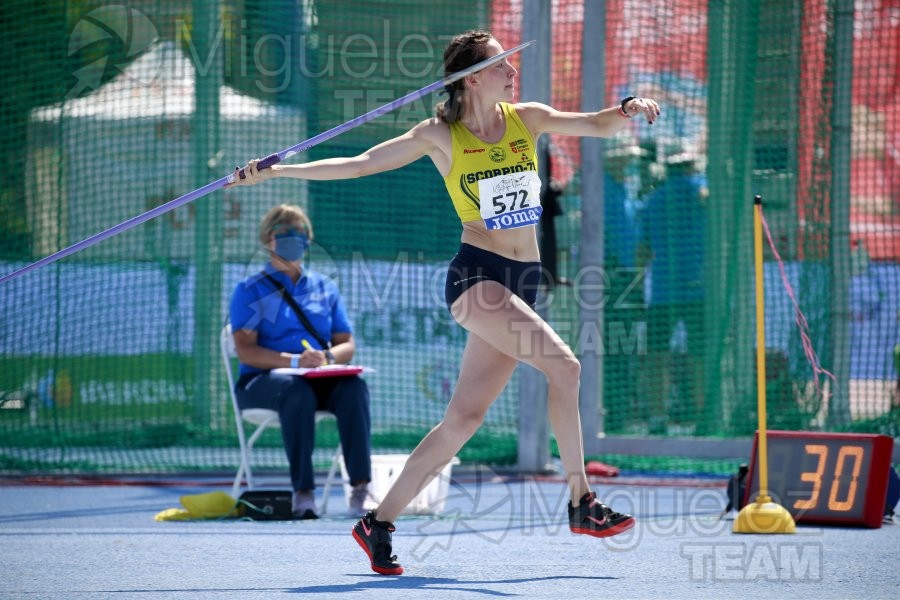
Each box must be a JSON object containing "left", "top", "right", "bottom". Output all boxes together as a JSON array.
[{"left": 229, "top": 204, "right": 372, "bottom": 519}]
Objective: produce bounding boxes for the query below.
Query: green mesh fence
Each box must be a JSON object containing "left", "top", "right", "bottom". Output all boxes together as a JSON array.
[{"left": 1, "top": 0, "right": 897, "bottom": 476}]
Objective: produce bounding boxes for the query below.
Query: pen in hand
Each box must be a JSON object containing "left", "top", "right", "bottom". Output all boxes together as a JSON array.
[
  {"left": 301, "top": 339, "right": 328, "bottom": 368},
  {"left": 300, "top": 338, "right": 337, "bottom": 366},
  {"left": 300, "top": 339, "right": 314, "bottom": 368}
]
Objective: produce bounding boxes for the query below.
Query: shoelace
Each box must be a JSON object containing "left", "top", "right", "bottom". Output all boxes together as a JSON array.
[
  {"left": 599, "top": 504, "right": 626, "bottom": 520},
  {"left": 588, "top": 499, "right": 625, "bottom": 521},
  {"left": 373, "top": 541, "right": 398, "bottom": 562},
  {"left": 368, "top": 517, "right": 399, "bottom": 562}
]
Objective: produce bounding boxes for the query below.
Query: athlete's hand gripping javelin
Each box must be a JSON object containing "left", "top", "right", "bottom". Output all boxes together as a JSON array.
[{"left": 226, "top": 158, "right": 276, "bottom": 187}]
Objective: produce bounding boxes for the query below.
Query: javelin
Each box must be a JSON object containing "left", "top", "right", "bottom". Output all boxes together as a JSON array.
[{"left": 1, "top": 40, "right": 534, "bottom": 285}]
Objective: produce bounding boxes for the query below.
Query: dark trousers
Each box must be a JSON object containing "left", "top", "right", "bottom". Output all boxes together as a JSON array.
[{"left": 236, "top": 372, "right": 371, "bottom": 492}]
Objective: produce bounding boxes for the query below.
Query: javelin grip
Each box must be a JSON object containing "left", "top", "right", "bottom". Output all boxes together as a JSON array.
[{"left": 237, "top": 152, "right": 282, "bottom": 180}]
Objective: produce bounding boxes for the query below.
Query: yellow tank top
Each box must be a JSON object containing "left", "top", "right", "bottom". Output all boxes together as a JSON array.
[{"left": 443, "top": 103, "right": 540, "bottom": 225}]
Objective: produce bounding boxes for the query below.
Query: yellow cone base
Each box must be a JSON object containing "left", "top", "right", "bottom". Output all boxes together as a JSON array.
[{"left": 733, "top": 495, "right": 797, "bottom": 534}]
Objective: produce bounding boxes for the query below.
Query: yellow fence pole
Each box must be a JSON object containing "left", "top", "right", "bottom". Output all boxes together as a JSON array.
[{"left": 734, "top": 195, "right": 797, "bottom": 534}]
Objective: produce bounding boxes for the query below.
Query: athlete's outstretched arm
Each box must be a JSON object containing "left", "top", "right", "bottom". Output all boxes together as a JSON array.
[
  {"left": 517, "top": 98, "right": 660, "bottom": 140},
  {"left": 227, "top": 119, "right": 443, "bottom": 187}
]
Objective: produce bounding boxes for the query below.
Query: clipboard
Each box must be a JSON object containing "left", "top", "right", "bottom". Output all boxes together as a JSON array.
[{"left": 271, "top": 365, "right": 375, "bottom": 379}]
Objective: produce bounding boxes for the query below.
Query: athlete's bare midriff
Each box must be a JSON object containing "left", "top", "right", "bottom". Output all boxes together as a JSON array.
[{"left": 460, "top": 220, "right": 540, "bottom": 262}]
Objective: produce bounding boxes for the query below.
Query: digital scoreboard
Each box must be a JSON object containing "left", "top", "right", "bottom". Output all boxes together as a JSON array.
[{"left": 743, "top": 430, "right": 894, "bottom": 528}]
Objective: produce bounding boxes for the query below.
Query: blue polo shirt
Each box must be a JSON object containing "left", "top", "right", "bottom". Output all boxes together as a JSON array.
[
  {"left": 230, "top": 264, "right": 353, "bottom": 377},
  {"left": 640, "top": 173, "right": 707, "bottom": 305}
]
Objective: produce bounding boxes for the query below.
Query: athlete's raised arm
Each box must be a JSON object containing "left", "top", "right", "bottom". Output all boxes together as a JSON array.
[{"left": 516, "top": 98, "right": 660, "bottom": 140}]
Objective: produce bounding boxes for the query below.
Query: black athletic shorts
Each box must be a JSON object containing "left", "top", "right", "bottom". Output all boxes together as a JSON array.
[{"left": 444, "top": 243, "right": 542, "bottom": 310}]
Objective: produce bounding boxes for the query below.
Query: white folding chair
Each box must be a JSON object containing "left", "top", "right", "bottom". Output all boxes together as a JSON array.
[{"left": 221, "top": 324, "right": 343, "bottom": 513}]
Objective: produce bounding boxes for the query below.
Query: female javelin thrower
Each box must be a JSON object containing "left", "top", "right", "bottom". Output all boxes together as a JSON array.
[{"left": 229, "top": 30, "right": 660, "bottom": 575}]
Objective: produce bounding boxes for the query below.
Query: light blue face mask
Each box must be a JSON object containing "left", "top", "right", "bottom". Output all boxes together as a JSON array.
[{"left": 273, "top": 229, "right": 309, "bottom": 262}]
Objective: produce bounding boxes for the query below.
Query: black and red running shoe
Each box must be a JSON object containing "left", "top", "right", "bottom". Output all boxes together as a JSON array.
[
  {"left": 568, "top": 491, "right": 635, "bottom": 538},
  {"left": 352, "top": 511, "right": 404, "bottom": 575}
]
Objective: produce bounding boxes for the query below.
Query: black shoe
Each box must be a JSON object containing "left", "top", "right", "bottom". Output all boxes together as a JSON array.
[
  {"left": 568, "top": 491, "right": 635, "bottom": 538},
  {"left": 352, "top": 511, "right": 404, "bottom": 575}
]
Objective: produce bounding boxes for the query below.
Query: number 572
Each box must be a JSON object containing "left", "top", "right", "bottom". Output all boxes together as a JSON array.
[{"left": 492, "top": 190, "right": 529, "bottom": 214}]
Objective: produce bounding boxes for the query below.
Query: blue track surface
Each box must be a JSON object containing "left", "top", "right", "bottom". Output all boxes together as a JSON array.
[{"left": 1, "top": 473, "right": 897, "bottom": 599}]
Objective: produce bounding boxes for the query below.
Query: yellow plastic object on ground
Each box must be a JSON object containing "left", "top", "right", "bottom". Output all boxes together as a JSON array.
[{"left": 154, "top": 491, "right": 239, "bottom": 521}]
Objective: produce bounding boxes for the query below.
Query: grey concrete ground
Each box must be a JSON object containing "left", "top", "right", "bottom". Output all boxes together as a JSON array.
[{"left": 0, "top": 473, "right": 897, "bottom": 599}]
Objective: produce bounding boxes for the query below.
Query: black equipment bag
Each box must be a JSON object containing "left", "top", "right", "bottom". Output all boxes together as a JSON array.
[{"left": 238, "top": 490, "right": 293, "bottom": 520}]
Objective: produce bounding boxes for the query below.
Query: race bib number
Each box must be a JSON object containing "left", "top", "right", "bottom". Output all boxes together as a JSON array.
[{"left": 477, "top": 171, "right": 543, "bottom": 230}]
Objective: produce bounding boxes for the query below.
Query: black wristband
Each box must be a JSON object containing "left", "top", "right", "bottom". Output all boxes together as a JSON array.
[{"left": 620, "top": 96, "right": 636, "bottom": 117}]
